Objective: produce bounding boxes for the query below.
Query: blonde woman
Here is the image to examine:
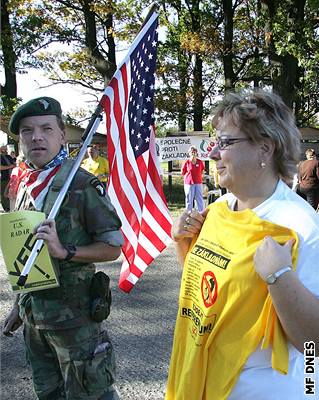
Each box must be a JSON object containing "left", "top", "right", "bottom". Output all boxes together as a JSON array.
[{"left": 166, "top": 90, "right": 319, "bottom": 400}]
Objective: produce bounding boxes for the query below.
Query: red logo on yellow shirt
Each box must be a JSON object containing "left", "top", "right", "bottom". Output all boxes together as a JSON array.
[{"left": 201, "top": 271, "right": 218, "bottom": 308}]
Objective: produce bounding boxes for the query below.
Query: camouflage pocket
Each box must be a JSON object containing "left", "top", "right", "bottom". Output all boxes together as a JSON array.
[
  {"left": 89, "top": 271, "right": 112, "bottom": 322},
  {"left": 19, "top": 293, "right": 34, "bottom": 325},
  {"left": 82, "top": 332, "right": 116, "bottom": 396}
]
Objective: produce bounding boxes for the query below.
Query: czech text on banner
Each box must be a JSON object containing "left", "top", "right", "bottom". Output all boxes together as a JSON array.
[
  {"left": 0, "top": 211, "right": 59, "bottom": 293},
  {"left": 101, "top": 10, "right": 172, "bottom": 292}
]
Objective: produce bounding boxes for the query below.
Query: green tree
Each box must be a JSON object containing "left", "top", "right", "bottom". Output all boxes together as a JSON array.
[
  {"left": 219, "top": 0, "right": 319, "bottom": 125},
  {"left": 263, "top": 0, "right": 319, "bottom": 124},
  {"left": 2, "top": 0, "right": 318, "bottom": 131},
  {"left": 1, "top": 0, "right": 148, "bottom": 118},
  {"left": 158, "top": 1, "right": 191, "bottom": 131},
  {"left": 1, "top": 0, "right": 17, "bottom": 112},
  {"left": 157, "top": 0, "right": 222, "bottom": 131}
]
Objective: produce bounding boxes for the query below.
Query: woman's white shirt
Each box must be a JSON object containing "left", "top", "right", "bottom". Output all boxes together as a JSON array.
[{"left": 217, "top": 180, "right": 319, "bottom": 399}]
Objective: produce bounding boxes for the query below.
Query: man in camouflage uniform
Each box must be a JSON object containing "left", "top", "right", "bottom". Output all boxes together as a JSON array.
[{"left": 3, "top": 97, "right": 123, "bottom": 400}]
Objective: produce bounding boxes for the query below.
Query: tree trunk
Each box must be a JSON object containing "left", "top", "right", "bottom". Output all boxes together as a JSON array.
[
  {"left": 192, "top": 0, "right": 203, "bottom": 131},
  {"left": 222, "top": 0, "right": 235, "bottom": 91},
  {"left": 105, "top": 12, "right": 116, "bottom": 78},
  {"left": 82, "top": 0, "right": 116, "bottom": 86},
  {"left": 176, "top": 0, "right": 189, "bottom": 131},
  {"left": 265, "top": 0, "right": 305, "bottom": 110},
  {"left": 178, "top": 49, "right": 188, "bottom": 131},
  {"left": 193, "top": 54, "right": 203, "bottom": 131},
  {"left": 1, "top": 0, "right": 17, "bottom": 106},
  {"left": 1, "top": 0, "right": 18, "bottom": 150},
  {"left": 273, "top": 54, "right": 299, "bottom": 108}
]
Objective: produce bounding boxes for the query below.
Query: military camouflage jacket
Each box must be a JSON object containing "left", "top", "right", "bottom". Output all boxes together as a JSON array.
[{"left": 19, "top": 162, "right": 123, "bottom": 329}]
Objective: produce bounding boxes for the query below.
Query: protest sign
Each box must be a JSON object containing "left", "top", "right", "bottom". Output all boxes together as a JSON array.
[
  {"left": 0, "top": 211, "right": 59, "bottom": 293},
  {"left": 156, "top": 136, "right": 213, "bottom": 161}
]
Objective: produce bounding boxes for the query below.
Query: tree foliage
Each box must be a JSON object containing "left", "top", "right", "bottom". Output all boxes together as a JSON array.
[
  {"left": 1, "top": 0, "right": 318, "bottom": 129},
  {"left": 1, "top": 0, "right": 148, "bottom": 116}
]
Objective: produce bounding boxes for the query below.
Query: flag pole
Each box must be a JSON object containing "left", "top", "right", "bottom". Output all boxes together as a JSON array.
[
  {"left": 110, "top": 6, "right": 159, "bottom": 74},
  {"left": 139, "top": 3, "right": 159, "bottom": 31}
]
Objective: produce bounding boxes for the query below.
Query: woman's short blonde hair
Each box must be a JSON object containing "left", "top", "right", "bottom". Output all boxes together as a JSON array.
[{"left": 212, "top": 89, "right": 301, "bottom": 181}]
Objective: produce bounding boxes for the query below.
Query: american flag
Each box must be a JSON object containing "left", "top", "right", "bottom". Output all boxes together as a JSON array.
[
  {"left": 15, "top": 166, "right": 61, "bottom": 211},
  {"left": 101, "top": 11, "right": 172, "bottom": 293},
  {"left": 14, "top": 149, "right": 68, "bottom": 211}
]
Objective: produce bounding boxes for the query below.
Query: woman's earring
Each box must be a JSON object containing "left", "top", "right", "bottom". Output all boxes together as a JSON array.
[{"left": 260, "top": 162, "right": 266, "bottom": 168}]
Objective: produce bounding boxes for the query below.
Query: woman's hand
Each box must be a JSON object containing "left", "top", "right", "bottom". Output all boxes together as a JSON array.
[
  {"left": 254, "top": 236, "right": 294, "bottom": 281},
  {"left": 172, "top": 209, "right": 207, "bottom": 267},
  {"left": 171, "top": 209, "right": 207, "bottom": 242},
  {"left": 254, "top": 236, "right": 319, "bottom": 353},
  {"left": 34, "top": 219, "right": 67, "bottom": 259}
]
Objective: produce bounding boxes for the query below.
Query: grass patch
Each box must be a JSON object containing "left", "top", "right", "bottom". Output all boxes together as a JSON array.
[
  {"left": 162, "top": 176, "right": 185, "bottom": 217},
  {"left": 163, "top": 181, "right": 184, "bottom": 203},
  {"left": 168, "top": 204, "right": 184, "bottom": 217}
]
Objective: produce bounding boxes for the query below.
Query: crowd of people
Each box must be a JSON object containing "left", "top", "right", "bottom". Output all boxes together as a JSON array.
[{"left": 1, "top": 89, "right": 319, "bottom": 400}]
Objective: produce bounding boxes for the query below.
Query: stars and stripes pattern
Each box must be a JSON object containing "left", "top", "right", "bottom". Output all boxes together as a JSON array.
[
  {"left": 101, "top": 11, "right": 173, "bottom": 292},
  {"left": 15, "top": 149, "right": 67, "bottom": 211},
  {"left": 15, "top": 166, "right": 61, "bottom": 211}
]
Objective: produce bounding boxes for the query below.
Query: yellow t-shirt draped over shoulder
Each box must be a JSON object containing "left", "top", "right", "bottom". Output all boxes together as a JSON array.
[{"left": 165, "top": 201, "right": 299, "bottom": 400}]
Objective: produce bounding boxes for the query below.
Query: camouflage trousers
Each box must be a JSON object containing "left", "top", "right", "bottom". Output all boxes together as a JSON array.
[{"left": 23, "top": 321, "right": 119, "bottom": 400}]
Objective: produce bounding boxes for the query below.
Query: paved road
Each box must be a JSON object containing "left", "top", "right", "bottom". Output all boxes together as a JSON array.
[{"left": 0, "top": 243, "right": 181, "bottom": 400}]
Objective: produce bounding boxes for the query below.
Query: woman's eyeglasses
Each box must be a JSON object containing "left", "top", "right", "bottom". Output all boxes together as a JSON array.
[{"left": 211, "top": 137, "right": 250, "bottom": 150}]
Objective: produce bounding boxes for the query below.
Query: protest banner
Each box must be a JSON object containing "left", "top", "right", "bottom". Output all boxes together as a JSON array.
[
  {"left": 156, "top": 136, "right": 213, "bottom": 161},
  {"left": 0, "top": 211, "right": 59, "bottom": 293}
]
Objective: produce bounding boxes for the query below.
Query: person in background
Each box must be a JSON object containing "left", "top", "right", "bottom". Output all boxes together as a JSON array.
[
  {"left": 6, "top": 154, "right": 27, "bottom": 210},
  {"left": 2, "top": 96, "right": 123, "bottom": 400},
  {"left": 10, "top": 150, "right": 17, "bottom": 164},
  {"left": 297, "top": 148, "right": 319, "bottom": 209},
  {"left": 210, "top": 159, "right": 220, "bottom": 189},
  {"left": 181, "top": 146, "right": 205, "bottom": 212},
  {"left": 166, "top": 90, "right": 319, "bottom": 400},
  {"left": 0, "top": 145, "right": 16, "bottom": 212},
  {"left": 82, "top": 145, "right": 110, "bottom": 187},
  {"left": 203, "top": 159, "right": 225, "bottom": 205}
]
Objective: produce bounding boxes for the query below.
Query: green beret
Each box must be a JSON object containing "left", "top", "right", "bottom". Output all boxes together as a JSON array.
[{"left": 9, "top": 97, "right": 62, "bottom": 135}]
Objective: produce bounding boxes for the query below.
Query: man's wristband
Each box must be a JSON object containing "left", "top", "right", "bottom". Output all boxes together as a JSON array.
[{"left": 64, "top": 244, "right": 77, "bottom": 261}]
